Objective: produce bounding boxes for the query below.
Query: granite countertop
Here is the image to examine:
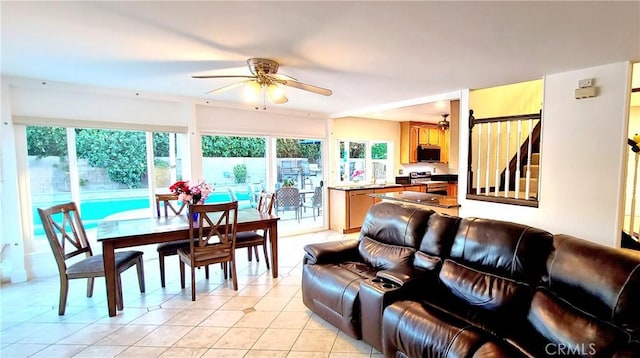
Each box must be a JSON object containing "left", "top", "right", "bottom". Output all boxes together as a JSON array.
[
  {"left": 370, "top": 191, "right": 460, "bottom": 208},
  {"left": 328, "top": 183, "right": 423, "bottom": 191},
  {"left": 429, "top": 174, "right": 458, "bottom": 183}
]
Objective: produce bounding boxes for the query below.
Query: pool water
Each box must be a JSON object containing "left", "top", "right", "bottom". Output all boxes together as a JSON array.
[
  {"left": 32, "top": 197, "right": 150, "bottom": 237},
  {"left": 32, "top": 191, "right": 250, "bottom": 238}
]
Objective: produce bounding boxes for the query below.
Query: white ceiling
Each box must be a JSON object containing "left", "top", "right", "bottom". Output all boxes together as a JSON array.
[{"left": 1, "top": 1, "right": 639, "bottom": 124}]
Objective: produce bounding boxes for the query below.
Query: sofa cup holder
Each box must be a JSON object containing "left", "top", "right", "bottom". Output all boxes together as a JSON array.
[{"left": 371, "top": 277, "right": 399, "bottom": 289}]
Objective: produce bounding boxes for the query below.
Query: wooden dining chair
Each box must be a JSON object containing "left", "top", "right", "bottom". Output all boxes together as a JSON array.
[
  {"left": 155, "top": 193, "right": 208, "bottom": 287},
  {"left": 38, "top": 202, "right": 145, "bottom": 315},
  {"left": 235, "top": 191, "right": 274, "bottom": 269},
  {"left": 178, "top": 201, "right": 239, "bottom": 300}
]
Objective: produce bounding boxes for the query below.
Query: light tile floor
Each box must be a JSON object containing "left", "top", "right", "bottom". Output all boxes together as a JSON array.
[{"left": 1, "top": 230, "right": 380, "bottom": 358}]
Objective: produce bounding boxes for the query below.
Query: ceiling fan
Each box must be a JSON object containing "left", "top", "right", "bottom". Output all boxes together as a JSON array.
[{"left": 192, "top": 58, "right": 332, "bottom": 104}]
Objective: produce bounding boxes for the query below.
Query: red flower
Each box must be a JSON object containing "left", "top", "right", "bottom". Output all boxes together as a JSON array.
[{"left": 169, "top": 181, "right": 189, "bottom": 194}]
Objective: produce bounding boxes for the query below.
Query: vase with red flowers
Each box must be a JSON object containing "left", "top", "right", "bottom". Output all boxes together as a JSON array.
[{"left": 169, "top": 180, "right": 213, "bottom": 221}]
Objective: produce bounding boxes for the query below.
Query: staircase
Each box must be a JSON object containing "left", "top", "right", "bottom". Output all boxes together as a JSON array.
[
  {"left": 519, "top": 152, "right": 539, "bottom": 198},
  {"left": 499, "top": 121, "right": 541, "bottom": 199}
]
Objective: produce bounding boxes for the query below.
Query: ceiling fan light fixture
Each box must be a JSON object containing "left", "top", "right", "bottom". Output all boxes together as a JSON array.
[
  {"left": 267, "top": 83, "right": 287, "bottom": 104},
  {"left": 243, "top": 81, "right": 262, "bottom": 102},
  {"left": 438, "top": 113, "right": 450, "bottom": 131}
]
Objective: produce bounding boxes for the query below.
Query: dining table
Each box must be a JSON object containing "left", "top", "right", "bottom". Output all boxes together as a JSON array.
[{"left": 97, "top": 208, "right": 280, "bottom": 317}]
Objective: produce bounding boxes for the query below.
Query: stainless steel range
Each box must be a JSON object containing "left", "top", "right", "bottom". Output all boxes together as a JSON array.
[{"left": 410, "top": 171, "right": 448, "bottom": 195}]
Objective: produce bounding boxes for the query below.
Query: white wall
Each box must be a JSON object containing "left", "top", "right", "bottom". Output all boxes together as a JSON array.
[
  {"left": 197, "top": 105, "right": 327, "bottom": 138},
  {"left": 459, "top": 62, "right": 632, "bottom": 247},
  {"left": 9, "top": 81, "right": 187, "bottom": 131}
]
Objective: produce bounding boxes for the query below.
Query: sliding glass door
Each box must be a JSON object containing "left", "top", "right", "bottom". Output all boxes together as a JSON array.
[
  {"left": 200, "top": 135, "right": 267, "bottom": 209},
  {"left": 275, "top": 137, "right": 324, "bottom": 234},
  {"left": 26, "top": 125, "right": 185, "bottom": 242}
]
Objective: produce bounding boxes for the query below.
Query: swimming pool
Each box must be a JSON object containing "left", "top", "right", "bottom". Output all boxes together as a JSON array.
[
  {"left": 32, "top": 197, "right": 151, "bottom": 237},
  {"left": 32, "top": 190, "right": 249, "bottom": 238}
]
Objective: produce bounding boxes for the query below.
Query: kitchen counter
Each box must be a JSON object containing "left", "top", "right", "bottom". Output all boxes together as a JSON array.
[
  {"left": 328, "top": 183, "right": 409, "bottom": 191},
  {"left": 328, "top": 183, "right": 426, "bottom": 233},
  {"left": 370, "top": 191, "right": 460, "bottom": 216},
  {"left": 430, "top": 174, "right": 458, "bottom": 183}
]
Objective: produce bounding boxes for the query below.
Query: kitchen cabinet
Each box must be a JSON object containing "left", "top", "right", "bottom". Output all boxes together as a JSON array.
[
  {"left": 348, "top": 190, "right": 375, "bottom": 229},
  {"left": 329, "top": 188, "right": 374, "bottom": 234},
  {"left": 447, "top": 183, "right": 458, "bottom": 197},
  {"left": 403, "top": 184, "right": 426, "bottom": 193},
  {"left": 329, "top": 184, "right": 426, "bottom": 233},
  {"left": 400, "top": 121, "right": 449, "bottom": 164}
]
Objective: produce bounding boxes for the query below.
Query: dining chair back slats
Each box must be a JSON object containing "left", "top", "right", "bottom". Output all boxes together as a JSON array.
[
  {"left": 155, "top": 193, "right": 203, "bottom": 288},
  {"left": 38, "top": 201, "right": 145, "bottom": 315},
  {"left": 156, "top": 193, "right": 185, "bottom": 217},
  {"left": 257, "top": 192, "right": 275, "bottom": 215},
  {"left": 178, "top": 201, "right": 239, "bottom": 300},
  {"left": 236, "top": 192, "right": 274, "bottom": 269}
]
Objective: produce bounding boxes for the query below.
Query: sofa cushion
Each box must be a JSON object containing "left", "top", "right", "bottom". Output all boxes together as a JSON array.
[
  {"left": 358, "top": 237, "right": 415, "bottom": 270},
  {"left": 382, "top": 300, "right": 490, "bottom": 358},
  {"left": 450, "top": 218, "right": 554, "bottom": 283},
  {"left": 360, "top": 202, "right": 433, "bottom": 248},
  {"left": 547, "top": 234, "right": 640, "bottom": 331},
  {"left": 413, "top": 213, "right": 461, "bottom": 271},
  {"left": 439, "top": 259, "right": 532, "bottom": 313},
  {"left": 527, "top": 289, "right": 631, "bottom": 357}
]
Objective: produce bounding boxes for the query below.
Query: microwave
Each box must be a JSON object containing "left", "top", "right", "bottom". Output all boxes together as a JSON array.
[{"left": 417, "top": 145, "right": 441, "bottom": 162}]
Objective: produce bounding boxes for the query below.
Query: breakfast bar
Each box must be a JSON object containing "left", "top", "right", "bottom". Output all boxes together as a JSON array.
[{"left": 370, "top": 191, "right": 460, "bottom": 216}]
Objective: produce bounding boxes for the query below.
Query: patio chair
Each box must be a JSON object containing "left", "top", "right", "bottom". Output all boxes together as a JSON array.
[
  {"left": 38, "top": 202, "right": 145, "bottom": 315},
  {"left": 178, "top": 201, "right": 239, "bottom": 300},
  {"left": 155, "top": 193, "right": 208, "bottom": 288},
  {"left": 235, "top": 192, "right": 275, "bottom": 269},
  {"left": 276, "top": 186, "right": 301, "bottom": 222},
  {"left": 301, "top": 186, "right": 323, "bottom": 221}
]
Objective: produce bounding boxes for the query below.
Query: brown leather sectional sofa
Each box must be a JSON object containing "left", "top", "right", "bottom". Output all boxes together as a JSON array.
[{"left": 301, "top": 202, "right": 640, "bottom": 357}]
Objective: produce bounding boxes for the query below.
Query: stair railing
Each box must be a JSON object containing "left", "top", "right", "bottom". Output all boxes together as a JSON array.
[{"left": 467, "top": 110, "right": 542, "bottom": 207}]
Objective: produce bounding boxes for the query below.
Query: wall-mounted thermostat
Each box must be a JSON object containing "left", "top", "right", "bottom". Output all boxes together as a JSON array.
[{"left": 575, "top": 78, "right": 597, "bottom": 99}]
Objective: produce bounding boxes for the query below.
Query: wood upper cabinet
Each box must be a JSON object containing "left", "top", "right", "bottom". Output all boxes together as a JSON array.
[
  {"left": 400, "top": 122, "right": 418, "bottom": 164},
  {"left": 400, "top": 121, "right": 449, "bottom": 164}
]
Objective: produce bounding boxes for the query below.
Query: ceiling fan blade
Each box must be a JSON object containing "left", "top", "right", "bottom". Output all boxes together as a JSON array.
[
  {"left": 271, "top": 73, "right": 298, "bottom": 81},
  {"left": 270, "top": 93, "right": 288, "bottom": 104},
  {"left": 193, "top": 75, "right": 256, "bottom": 79},
  {"left": 205, "top": 80, "right": 249, "bottom": 94},
  {"left": 281, "top": 80, "right": 333, "bottom": 96}
]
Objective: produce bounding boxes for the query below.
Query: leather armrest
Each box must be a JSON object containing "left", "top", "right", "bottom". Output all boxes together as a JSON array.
[
  {"left": 303, "top": 239, "right": 360, "bottom": 264},
  {"left": 376, "top": 267, "right": 415, "bottom": 286}
]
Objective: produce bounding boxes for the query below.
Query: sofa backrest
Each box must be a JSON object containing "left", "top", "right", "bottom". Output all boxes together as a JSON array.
[
  {"left": 359, "top": 202, "right": 434, "bottom": 248},
  {"left": 545, "top": 234, "right": 640, "bottom": 333},
  {"left": 449, "top": 218, "right": 554, "bottom": 282},
  {"left": 437, "top": 217, "right": 554, "bottom": 314},
  {"left": 414, "top": 213, "right": 461, "bottom": 271},
  {"left": 358, "top": 202, "right": 434, "bottom": 270}
]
